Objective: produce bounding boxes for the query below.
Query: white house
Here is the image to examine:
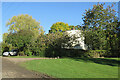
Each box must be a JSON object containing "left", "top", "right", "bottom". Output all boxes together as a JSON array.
[{"left": 63, "top": 30, "right": 87, "bottom": 50}]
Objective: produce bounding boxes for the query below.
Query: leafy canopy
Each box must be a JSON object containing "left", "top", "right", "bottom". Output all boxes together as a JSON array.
[
  {"left": 82, "top": 3, "right": 119, "bottom": 50},
  {"left": 6, "top": 14, "right": 44, "bottom": 35},
  {"left": 49, "top": 22, "right": 71, "bottom": 33},
  {"left": 6, "top": 30, "right": 34, "bottom": 52}
]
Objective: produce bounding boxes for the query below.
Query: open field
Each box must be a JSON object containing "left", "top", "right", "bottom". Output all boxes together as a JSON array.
[{"left": 21, "top": 58, "right": 119, "bottom": 78}]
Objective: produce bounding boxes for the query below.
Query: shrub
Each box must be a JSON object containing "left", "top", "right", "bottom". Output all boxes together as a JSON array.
[
  {"left": 44, "top": 32, "right": 72, "bottom": 57},
  {"left": 18, "top": 51, "right": 25, "bottom": 56},
  {"left": 0, "top": 50, "right": 2, "bottom": 56},
  {"left": 85, "top": 50, "right": 107, "bottom": 58},
  {"left": 25, "top": 50, "right": 32, "bottom": 56},
  {"left": 38, "top": 50, "right": 45, "bottom": 57}
]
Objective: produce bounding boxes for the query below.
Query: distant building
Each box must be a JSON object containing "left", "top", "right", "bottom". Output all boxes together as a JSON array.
[{"left": 63, "top": 30, "right": 87, "bottom": 50}]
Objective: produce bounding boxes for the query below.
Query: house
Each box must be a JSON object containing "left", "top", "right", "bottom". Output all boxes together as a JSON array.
[{"left": 63, "top": 30, "right": 87, "bottom": 50}]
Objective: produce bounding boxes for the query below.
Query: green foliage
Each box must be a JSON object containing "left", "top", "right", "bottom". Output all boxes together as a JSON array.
[
  {"left": 85, "top": 50, "right": 108, "bottom": 58},
  {"left": 2, "top": 14, "right": 45, "bottom": 56},
  {"left": 45, "top": 32, "right": 72, "bottom": 57},
  {"left": 49, "top": 22, "right": 71, "bottom": 33},
  {"left": 5, "top": 30, "right": 34, "bottom": 54},
  {"left": 6, "top": 14, "right": 44, "bottom": 37},
  {"left": 83, "top": 3, "right": 118, "bottom": 30},
  {"left": 0, "top": 42, "right": 2, "bottom": 56},
  {"left": 1, "top": 42, "right": 13, "bottom": 53},
  {"left": 2, "top": 33, "right": 8, "bottom": 43},
  {"left": 27, "top": 32, "right": 75, "bottom": 57},
  {"left": 18, "top": 51, "right": 25, "bottom": 56},
  {"left": 25, "top": 50, "right": 32, "bottom": 56},
  {"left": 31, "top": 34, "right": 46, "bottom": 56},
  {"left": 84, "top": 30, "right": 107, "bottom": 50},
  {"left": 82, "top": 3, "right": 119, "bottom": 53},
  {"left": 60, "top": 49, "right": 86, "bottom": 57}
]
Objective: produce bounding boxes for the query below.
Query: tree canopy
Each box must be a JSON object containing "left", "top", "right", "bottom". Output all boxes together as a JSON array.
[
  {"left": 6, "top": 14, "right": 44, "bottom": 35},
  {"left": 6, "top": 30, "right": 34, "bottom": 52},
  {"left": 49, "top": 22, "right": 71, "bottom": 33},
  {"left": 82, "top": 3, "right": 119, "bottom": 52}
]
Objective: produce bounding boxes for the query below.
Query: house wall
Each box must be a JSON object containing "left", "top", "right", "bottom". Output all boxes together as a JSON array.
[{"left": 64, "top": 30, "right": 87, "bottom": 50}]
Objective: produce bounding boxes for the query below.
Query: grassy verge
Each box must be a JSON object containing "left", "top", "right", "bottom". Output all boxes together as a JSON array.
[
  {"left": 7, "top": 56, "right": 46, "bottom": 58},
  {"left": 21, "top": 58, "right": 119, "bottom": 78}
]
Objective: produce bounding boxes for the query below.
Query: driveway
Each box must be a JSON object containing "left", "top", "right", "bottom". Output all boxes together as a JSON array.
[{"left": 2, "top": 57, "right": 56, "bottom": 79}]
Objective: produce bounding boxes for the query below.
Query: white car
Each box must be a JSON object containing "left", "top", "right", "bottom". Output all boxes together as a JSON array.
[
  {"left": 2, "top": 52, "right": 10, "bottom": 56},
  {"left": 3, "top": 49, "right": 18, "bottom": 56}
]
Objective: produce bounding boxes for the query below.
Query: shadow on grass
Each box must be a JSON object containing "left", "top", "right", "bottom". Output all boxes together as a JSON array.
[{"left": 72, "top": 57, "right": 120, "bottom": 67}]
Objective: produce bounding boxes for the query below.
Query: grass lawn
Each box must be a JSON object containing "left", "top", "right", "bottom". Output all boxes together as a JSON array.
[
  {"left": 21, "top": 58, "right": 119, "bottom": 78},
  {"left": 7, "top": 56, "right": 45, "bottom": 58}
]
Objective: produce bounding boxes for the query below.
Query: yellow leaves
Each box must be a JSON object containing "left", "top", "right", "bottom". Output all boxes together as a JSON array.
[
  {"left": 3, "top": 33, "right": 8, "bottom": 37},
  {"left": 114, "top": 34, "right": 117, "bottom": 37},
  {"left": 50, "top": 22, "right": 70, "bottom": 32},
  {"left": 63, "top": 23, "right": 65, "bottom": 25},
  {"left": 3, "top": 33, "right": 8, "bottom": 42},
  {"left": 6, "top": 14, "right": 43, "bottom": 34},
  {"left": 66, "top": 23, "right": 69, "bottom": 26}
]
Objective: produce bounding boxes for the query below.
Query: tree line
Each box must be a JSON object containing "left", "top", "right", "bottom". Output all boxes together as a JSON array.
[{"left": 1, "top": 3, "right": 120, "bottom": 57}]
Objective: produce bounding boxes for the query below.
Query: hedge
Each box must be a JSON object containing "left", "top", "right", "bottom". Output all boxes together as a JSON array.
[{"left": 85, "top": 50, "right": 108, "bottom": 58}]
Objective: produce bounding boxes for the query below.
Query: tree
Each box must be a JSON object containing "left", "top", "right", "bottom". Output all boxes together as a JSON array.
[
  {"left": 82, "top": 3, "right": 119, "bottom": 51},
  {"left": 2, "top": 33, "right": 8, "bottom": 43},
  {"left": 0, "top": 42, "right": 2, "bottom": 56},
  {"left": 30, "top": 34, "right": 47, "bottom": 56},
  {"left": 44, "top": 32, "right": 73, "bottom": 57},
  {"left": 1, "top": 42, "right": 13, "bottom": 53},
  {"left": 5, "top": 30, "right": 34, "bottom": 55},
  {"left": 84, "top": 30, "right": 106, "bottom": 50},
  {"left": 49, "top": 22, "right": 71, "bottom": 33},
  {"left": 6, "top": 14, "right": 44, "bottom": 36}
]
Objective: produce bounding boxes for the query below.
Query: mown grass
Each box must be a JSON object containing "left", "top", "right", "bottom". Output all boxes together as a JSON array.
[
  {"left": 7, "top": 56, "right": 45, "bottom": 58},
  {"left": 21, "top": 58, "right": 119, "bottom": 78}
]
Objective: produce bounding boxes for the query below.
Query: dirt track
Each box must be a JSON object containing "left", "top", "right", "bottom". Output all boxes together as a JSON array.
[{"left": 2, "top": 57, "right": 54, "bottom": 79}]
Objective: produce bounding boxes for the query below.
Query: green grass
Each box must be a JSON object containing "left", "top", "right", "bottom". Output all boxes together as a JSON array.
[
  {"left": 8, "top": 56, "right": 45, "bottom": 58},
  {"left": 21, "top": 58, "right": 119, "bottom": 78}
]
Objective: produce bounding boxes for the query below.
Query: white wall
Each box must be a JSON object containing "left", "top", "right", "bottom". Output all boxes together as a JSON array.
[{"left": 64, "top": 30, "right": 87, "bottom": 50}]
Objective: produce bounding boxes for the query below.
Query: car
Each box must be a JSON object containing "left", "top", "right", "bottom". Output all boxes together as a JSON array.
[
  {"left": 3, "top": 49, "right": 18, "bottom": 56},
  {"left": 2, "top": 52, "right": 10, "bottom": 56}
]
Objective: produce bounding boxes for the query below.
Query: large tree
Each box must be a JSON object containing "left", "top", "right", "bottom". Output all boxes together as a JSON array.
[
  {"left": 82, "top": 3, "right": 119, "bottom": 51},
  {"left": 6, "top": 14, "right": 44, "bottom": 36}
]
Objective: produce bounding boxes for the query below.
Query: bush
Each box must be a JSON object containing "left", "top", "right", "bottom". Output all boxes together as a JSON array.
[
  {"left": 85, "top": 50, "right": 107, "bottom": 58},
  {"left": 105, "top": 50, "right": 119, "bottom": 57},
  {"left": 56, "top": 49, "right": 86, "bottom": 58},
  {"left": 25, "top": 50, "right": 32, "bottom": 56},
  {"left": 38, "top": 50, "right": 45, "bottom": 57},
  {"left": 44, "top": 32, "right": 72, "bottom": 57},
  {"left": 18, "top": 51, "right": 25, "bottom": 56},
  {"left": 0, "top": 51, "right": 2, "bottom": 56}
]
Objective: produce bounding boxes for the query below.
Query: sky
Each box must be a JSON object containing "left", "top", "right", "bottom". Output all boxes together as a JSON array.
[{"left": 0, "top": 2, "right": 119, "bottom": 42}]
